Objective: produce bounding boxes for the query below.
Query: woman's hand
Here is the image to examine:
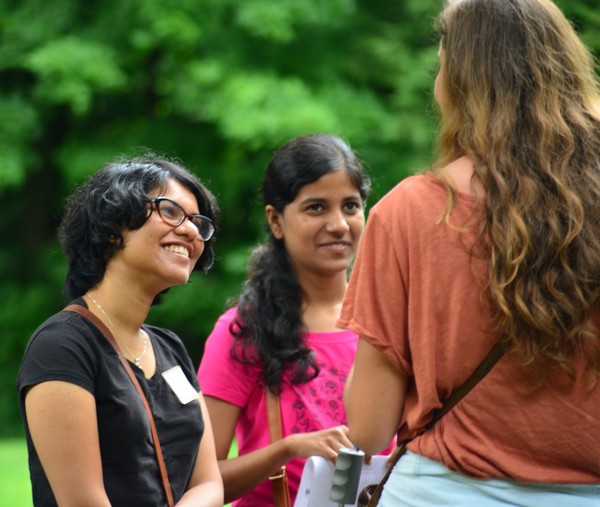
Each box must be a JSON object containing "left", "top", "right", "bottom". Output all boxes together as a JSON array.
[
  {"left": 284, "top": 425, "right": 355, "bottom": 463},
  {"left": 204, "top": 395, "right": 356, "bottom": 502}
]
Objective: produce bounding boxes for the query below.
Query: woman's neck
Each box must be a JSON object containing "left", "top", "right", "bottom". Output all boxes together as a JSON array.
[
  {"left": 84, "top": 280, "right": 157, "bottom": 377},
  {"left": 85, "top": 276, "right": 151, "bottom": 336},
  {"left": 302, "top": 302, "right": 346, "bottom": 333},
  {"left": 299, "top": 271, "right": 348, "bottom": 332}
]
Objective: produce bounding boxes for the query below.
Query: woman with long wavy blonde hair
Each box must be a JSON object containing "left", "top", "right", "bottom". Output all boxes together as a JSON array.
[{"left": 340, "top": 0, "right": 600, "bottom": 505}]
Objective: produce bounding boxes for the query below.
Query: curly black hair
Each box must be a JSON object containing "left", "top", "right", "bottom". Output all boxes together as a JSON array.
[{"left": 58, "top": 155, "right": 220, "bottom": 300}]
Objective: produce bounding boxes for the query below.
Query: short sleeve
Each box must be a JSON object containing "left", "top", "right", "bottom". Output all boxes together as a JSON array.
[
  {"left": 17, "top": 312, "right": 103, "bottom": 399},
  {"left": 338, "top": 201, "right": 412, "bottom": 375},
  {"left": 197, "top": 308, "right": 262, "bottom": 408}
]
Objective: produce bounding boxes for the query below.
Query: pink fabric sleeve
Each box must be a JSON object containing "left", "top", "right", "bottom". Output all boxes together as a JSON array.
[{"left": 197, "top": 307, "right": 261, "bottom": 407}]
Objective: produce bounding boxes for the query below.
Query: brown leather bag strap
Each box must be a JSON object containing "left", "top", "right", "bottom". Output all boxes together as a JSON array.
[
  {"left": 426, "top": 338, "right": 507, "bottom": 430},
  {"left": 266, "top": 388, "right": 292, "bottom": 507},
  {"left": 63, "top": 304, "right": 175, "bottom": 507},
  {"left": 266, "top": 388, "right": 283, "bottom": 442}
]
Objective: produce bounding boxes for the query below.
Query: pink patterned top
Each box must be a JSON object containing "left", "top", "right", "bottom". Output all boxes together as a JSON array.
[{"left": 198, "top": 307, "right": 358, "bottom": 506}]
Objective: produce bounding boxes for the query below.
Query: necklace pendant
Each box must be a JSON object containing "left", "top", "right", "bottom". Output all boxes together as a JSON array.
[{"left": 86, "top": 294, "right": 148, "bottom": 370}]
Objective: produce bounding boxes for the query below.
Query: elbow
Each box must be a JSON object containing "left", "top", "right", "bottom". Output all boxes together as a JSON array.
[
  {"left": 346, "top": 405, "right": 396, "bottom": 455},
  {"left": 347, "top": 425, "right": 394, "bottom": 456}
]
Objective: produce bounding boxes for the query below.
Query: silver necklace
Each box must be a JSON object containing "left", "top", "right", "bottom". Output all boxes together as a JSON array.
[{"left": 87, "top": 293, "right": 148, "bottom": 368}]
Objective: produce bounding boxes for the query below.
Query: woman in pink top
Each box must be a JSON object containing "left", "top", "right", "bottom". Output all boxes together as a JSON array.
[
  {"left": 198, "top": 133, "right": 372, "bottom": 506},
  {"left": 341, "top": 0, "right": 600, "bottom": 505}
]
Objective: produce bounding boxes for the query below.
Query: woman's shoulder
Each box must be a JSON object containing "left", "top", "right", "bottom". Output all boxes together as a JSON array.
[
  {"left": 207, "top": 307, "right": 239, "bottom": 339},
  {"left": 217, "top": 306, "right": 239, "bottom": 326},
  {"left": 198, "top": 307, "right": 262, "bottom": 390},
  {"left": 26, "top": 307, "right": 104, "bottom": 351},
  {"left": 367, "top": 174, "right": 445, "bottom": 229},
  {"left": 17, "top": 308, "right": 104, "bottom": 393},
  {"left": 372, "top": 158, "right": 481, "bottom": 218},
  {"left": 375, "top": 172, "right": 445, "bottom": 209},
  {"left": 201, "top": 307, "right": 240, "bottom": 355}
]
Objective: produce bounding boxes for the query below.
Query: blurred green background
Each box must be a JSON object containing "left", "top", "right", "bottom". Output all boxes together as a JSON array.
[{"left": 1, "top": 0, "right": 597, "bottom": 504}]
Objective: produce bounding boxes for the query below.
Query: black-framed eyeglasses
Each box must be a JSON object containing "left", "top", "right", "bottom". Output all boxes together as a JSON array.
[{"left": 150, "top": 197, "right": 215, "bottom": 241}]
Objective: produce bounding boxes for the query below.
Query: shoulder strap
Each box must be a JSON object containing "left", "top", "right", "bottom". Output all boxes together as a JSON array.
[
  {"left": 388, "top": 339, "right": 507, "bottom": 467},
  {"left": 63, "top": 304, "right": 175, "bottom": 507},
  {"left": 365, "top": 339, "right": 508, "bottom": 506},
  {"left": 426, "top": 338, "right": 507, "bottom": 430},
  {"left": 266, "top": 388, "right": 292, "bottom": 507},
  {"left": 266, "top": 388, "right": 283, "bottom": 442}
]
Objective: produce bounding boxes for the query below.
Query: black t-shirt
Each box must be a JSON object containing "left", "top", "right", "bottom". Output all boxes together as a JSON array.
[{"left": 16, "top": 300, "right": 204, "bottom": 507}]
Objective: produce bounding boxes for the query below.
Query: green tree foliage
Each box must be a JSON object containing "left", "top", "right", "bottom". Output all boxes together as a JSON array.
[{"left": 0, "top": 0, "right": 598, "bottom": 435}]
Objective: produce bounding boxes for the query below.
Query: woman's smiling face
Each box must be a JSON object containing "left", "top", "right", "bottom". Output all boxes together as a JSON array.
[
  {"left": 109, "top": 179, "right": 206, "bottom": 295},
  {"left": 266, "top": 168, "right": 365, "bottom": 279}
]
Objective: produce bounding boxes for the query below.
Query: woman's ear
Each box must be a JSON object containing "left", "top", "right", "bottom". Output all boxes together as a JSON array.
[{"left": 265, "top": 205, "right": 283, "bottom": 239}]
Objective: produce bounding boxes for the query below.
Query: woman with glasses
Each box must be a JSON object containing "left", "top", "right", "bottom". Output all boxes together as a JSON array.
[
  {"left": 198, "top": 133, "right": 385, "bottom": 506},
  {"left": 17, "top": 155, "right": 224, "bottom": 507}
]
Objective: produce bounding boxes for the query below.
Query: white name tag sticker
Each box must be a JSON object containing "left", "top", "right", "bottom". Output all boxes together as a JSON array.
[{"left": 162, "top": 366, "right": 199, "bottom": 405}]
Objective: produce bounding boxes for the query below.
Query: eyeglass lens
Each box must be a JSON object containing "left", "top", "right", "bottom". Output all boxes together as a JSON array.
[{"left": 156, "top": 198, "right": 214, "bottom": 240}]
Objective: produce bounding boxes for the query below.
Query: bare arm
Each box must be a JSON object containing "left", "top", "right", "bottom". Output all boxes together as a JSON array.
[
  {"left": 205, "top": 395, "right": 355, "bottom": 504},
  {"left": 25, "top": 381, "right": 112, "bottom": 507},
  {"left": 344, "top": 339, "right": 408, "bottom": 455},
  {"left": 177, "top": 394, "right": 224, "bottom": 507}
]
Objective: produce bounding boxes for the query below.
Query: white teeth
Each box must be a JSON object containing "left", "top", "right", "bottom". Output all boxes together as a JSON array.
[{"left": 164, "top": 245, "right": 190, "bottom": 257}]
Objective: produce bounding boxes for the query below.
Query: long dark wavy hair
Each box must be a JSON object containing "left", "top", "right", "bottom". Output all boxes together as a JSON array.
[
  {"left": 230, "top": 133, "right": 371, "bottom": 394},
  {"left": 433, "top": 0, "right": 600, "bottom": 382},
  {"left": 58, "top": 154, "right": 220, "bottom": 300}
]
